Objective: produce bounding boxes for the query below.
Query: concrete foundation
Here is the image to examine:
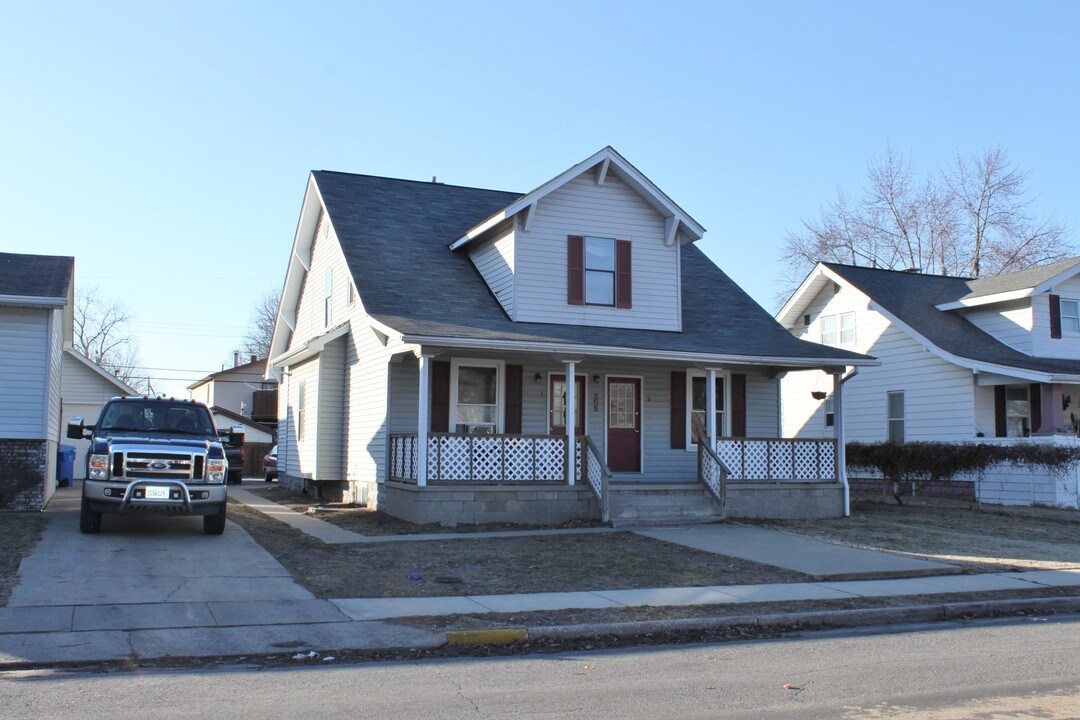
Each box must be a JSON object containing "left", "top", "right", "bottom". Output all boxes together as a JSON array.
[
  {"left": 724, "top": 482, "right": 844, "bottom": 519},
  {"left": 377, "top": 482, "right": 599, "bottom": 526}
]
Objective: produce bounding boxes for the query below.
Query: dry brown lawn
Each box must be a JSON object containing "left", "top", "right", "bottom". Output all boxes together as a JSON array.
[
  {"left": 227, "top": 501, "right": 807, "bottom": 598},
  {"left": 751, "top": 497, "right": 1080, "bottom": 573}
]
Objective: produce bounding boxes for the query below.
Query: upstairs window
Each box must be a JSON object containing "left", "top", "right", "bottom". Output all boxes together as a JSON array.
[
  {"left": 568, "top": 236, "right": 632, "bottom": 309},
  {"left": 1062, "top": 299, "right": 1080, "bottom": 334},
  {"left": 821, "top": 312, "right": 855, "bottom": 348}
]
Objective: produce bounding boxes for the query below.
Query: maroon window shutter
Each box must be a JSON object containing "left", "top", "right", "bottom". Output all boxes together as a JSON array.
[
  {"left": 505, "top": 364, "right": 523, "bottom": 434},
  {"left": 1050, "top": 294, "right": 1062, "bottom": 339},
  {"left": 431, "top": 361, "right": 451, "bottom": 433},
  {"left": 1030, "top": 383, "right": 1042, "bottom": 433},
  {"left": 567, "top": 235, "right": 584, "bottom": 305},
  {"left": 994, "top": 385, "right": 1007, "bottom": 437},
  {"left": 670, "top": 371, "right": 686, "bottom": 449},
  {"left": 731, "top": 374, "right": 747, "bottom": 438},
  {"left": 615, "top": 240, "right": 632, "bottom": 309}
]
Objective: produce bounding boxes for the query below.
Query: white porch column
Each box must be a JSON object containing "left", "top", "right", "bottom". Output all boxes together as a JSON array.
[
  {"left": 417, "top": 353, "right": 432, "bottom": 487},
  {"left": 832, "top": 370, "right": 849, "bottom": 517},
  {"left": 706, "top": 368, "right": 718, "bottom": 447},
  {"left": 565, "top": 360, "right": 576, "bottom": 485}
]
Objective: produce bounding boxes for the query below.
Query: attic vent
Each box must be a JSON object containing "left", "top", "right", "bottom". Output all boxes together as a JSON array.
[
  {"left": 803, "top": 314, "right": 812, "bottom": 327},
  {"left": 832, "top": 282, "right": 841, "bottom": 295}
]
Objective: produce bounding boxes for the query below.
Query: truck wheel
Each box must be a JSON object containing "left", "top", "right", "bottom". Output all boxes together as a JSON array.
[
  {"left": 203, "top": 502, "right": 227, "bottom": 535},
  {"left": 80, "top": 494, "right": 102, "bottom": 534}
]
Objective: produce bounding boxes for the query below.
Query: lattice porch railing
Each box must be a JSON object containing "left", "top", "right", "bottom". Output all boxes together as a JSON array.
[
  {"left": 389, "top": 433, "right": 584, "bottom": 484},
  {"left": 714, "top": 437, "right": 838, "bottom": 483}
]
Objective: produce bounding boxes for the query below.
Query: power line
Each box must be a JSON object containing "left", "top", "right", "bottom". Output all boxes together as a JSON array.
[{"left": 81, "top": 275, "right": 278, "bottom": 281}]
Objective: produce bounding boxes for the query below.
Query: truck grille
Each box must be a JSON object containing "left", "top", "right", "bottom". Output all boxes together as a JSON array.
[{"left": 124, "top": 452, "right": 197, "bottom": 480}]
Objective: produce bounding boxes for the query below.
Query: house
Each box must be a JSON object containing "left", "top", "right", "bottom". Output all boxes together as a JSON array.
[
  {"left": 188, "top": 356, "right": 278, "bottom": 429},
  {"left": 776, "top": 259, "right": 1080, "bottom": 444},
  {"left": 266, "top": 147, "right": 875, "bottom": 525},
  {"left": 0, "top": 252, "right": 74, "bottom": 510},
  {"left": 60, "top": 349, "right": 140, "bottom": 480}
]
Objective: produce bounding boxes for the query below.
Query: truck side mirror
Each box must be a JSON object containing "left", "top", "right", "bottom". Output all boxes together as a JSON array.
[{"left": 66, "top": 419, "right": 86, "bottom": 440}]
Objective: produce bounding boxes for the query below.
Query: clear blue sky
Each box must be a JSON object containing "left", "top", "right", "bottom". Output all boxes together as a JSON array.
[{"left": 3, "top": 1, "right": 1078, "bottom": 396}]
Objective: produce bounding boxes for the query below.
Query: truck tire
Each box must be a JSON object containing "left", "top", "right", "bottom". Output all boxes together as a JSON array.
[
  {"left": 203, "top": 502, "right": 227, "bottom": 535},
  {"left": 80, "top": 494, "right": 102, "bottom": 534}
]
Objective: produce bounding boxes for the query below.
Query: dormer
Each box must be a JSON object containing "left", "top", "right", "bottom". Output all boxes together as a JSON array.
[
  {"left": 935, "top": 257, "right": 1080, "bottom": 360},
  {"left": 451, "top": 147, "right": 705, "bottom": 332}
]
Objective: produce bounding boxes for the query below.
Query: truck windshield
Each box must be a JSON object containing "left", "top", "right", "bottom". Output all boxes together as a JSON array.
[{"left": 97, "top": 401, "right": 216, "bottom": 435}]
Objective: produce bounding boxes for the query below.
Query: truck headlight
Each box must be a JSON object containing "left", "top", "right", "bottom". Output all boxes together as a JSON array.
[
  {"left": 207, "top": 458, "right": 226, "bottom": 483},
  {"left": 88, "top": 454, "right": 109, "bottom": 481}
]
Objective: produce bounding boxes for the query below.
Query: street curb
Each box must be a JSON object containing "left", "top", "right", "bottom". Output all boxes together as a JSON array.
[
  {"left": 446, "top": 628, "right": 529, "bottom": 646},
  {"left": 524, "top": 596, "right": 1080, "bottom": 642}
]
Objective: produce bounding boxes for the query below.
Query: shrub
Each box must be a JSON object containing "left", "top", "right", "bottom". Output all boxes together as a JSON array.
[{"left": 846, "top": 441, "right": 1080, "bottom": 483}]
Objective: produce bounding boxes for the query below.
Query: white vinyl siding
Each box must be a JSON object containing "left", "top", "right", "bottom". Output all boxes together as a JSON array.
[
  {"left": 1032, "top": 276, "right": 1080, "bottom": 359},
  {"left": 513, "top": 172, "right": 681, "bottom": 331},
  {"left": 468, "top": 221, "right": 515, "bottom": 318},
  {"left": 285, "top": 357, "right": 318, "bottom": 478},
  {"left": 961, "top": 300, "right": 1034, "bottom": 355},
  {"left": 288, "top": 213, "right": 351, "bottom": 354},
  {"left": 0, "top": 307, "right": 50, "bottom": 439},
  {"left": 316, "top": 338, "right": 345, "bottom": 480},
  {"left": 782, "top": 281, "right": 975, "bottom": 442},
  {"left": 45, "top": 308, "right": 63, "bottom": 441}
]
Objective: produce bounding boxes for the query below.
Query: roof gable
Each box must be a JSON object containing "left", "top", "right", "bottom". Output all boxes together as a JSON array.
[{"left": 449, "top": 147, "right": 705, "bottom": 250}]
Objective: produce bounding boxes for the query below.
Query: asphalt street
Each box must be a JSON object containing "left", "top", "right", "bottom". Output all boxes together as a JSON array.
[{"left": 2, "top": 615, "right": 1078, "bottom": 719}]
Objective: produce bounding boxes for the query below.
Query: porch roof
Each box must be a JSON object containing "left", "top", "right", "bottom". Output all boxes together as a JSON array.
[{"left": 314, "top": 171, "right": 874, "bottom": 369}]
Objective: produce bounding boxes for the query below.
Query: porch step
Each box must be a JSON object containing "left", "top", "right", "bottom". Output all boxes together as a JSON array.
[{"left": 608, "top": 484, "right": 724, "bottom": 527}]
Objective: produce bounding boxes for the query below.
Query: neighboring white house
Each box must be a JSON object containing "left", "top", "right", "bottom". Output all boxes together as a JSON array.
[
  {"left": 0, "top": 252, "right": 74, "bottom": 510},
  {"left": 777, "top": 259, "right": 1080, "bottom": 443},
  {"left": 266, "top": 147, "right": 876, "bottom": 525},
  {"left": 188, "top": 357, "right": 278, "bottom": 430},
  {"left": 60, "top": 349, "right": 139, "bottom": 480}
]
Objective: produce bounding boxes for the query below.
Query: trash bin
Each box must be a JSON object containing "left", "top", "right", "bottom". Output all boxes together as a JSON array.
[{"left": 57, "top": 444, "right": 76, "bottom": 487}]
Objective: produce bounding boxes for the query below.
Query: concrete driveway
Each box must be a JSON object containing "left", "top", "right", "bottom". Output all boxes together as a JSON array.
[{"left": 9, "top": 483, "right": 313, "bottom": 607}]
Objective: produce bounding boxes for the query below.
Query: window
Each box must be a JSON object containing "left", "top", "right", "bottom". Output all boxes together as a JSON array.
[
  {"left": 297, "top": 381, "right": 307, "bottom": 441},
  {"left": 451, "top": 361, "right": 503, "bottom": 434},
  {"left": 348, "top": 281, "right": 356, "bottom": 307},
  {"left": 549, "top": 375, "right": 585, "bottom": 435},
  {"left": 887, "top": 391, "right": 904, "bottom": 443},
  {"left": 584, "top": 236, "right": 615, "bottom": 306},
  {"left": 324, "top": 269, "right": 333, "bottom": 326},
  {"left": 688, "top": 373, "right": 726, "bottom": 445},
  {"left": 821, "top": 312, "right": 855, "bottom": 348},
  {"left": 1006, "top": 386, "right": 1031, "bottom": 437},
  {"left": 824, "top": 395, "right": 835, "bottom": 428},
  {"left": 1062, "top": 299, "right": 1080, "bottom": 334}
]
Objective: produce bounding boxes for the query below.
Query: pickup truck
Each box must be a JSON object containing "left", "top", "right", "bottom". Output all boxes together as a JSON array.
[{"left": 68, "top": 397, "right": 244, "bottom": 535}]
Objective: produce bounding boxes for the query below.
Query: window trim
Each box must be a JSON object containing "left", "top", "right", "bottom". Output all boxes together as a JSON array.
[
  {"left": 449, "top": 358, "right": 506, "bottom": 434},
  {"left": 546, "top": 371, "right": 587, "bottom": 436},
  {"left": 887, "top": 390, "right": 905, "bottom": 443},
  {"left": 1061, "top": 298, "right": 1080, "bottom": 334},
  {"left": 685, "top": 369, "right": 730, "bottom": 451},
  {"left": 584, "top": 236, "right": 616, "bottom": 307}
]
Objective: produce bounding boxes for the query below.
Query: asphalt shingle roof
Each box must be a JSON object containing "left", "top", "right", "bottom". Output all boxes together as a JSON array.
[
  {"left": 314, "top": 171, "right": 868, "bottom": 365},
  {"left": 0, "top": 252, "right": 74, "bottom": 299},
  {"left": 960, "top": 256, "right": 1080, "bottom": 300},
  {"left": 823, "top": 262, "right": 1080, "bottom": 376}
]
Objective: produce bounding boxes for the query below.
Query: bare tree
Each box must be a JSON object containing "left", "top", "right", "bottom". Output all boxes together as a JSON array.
[
  {"left": 780, "top": 145, "right": 1073, "bottom": 302},
  {"left": 74, "top": 287, "right": 153, "bottom": 394},
  {"left": 236, "top": 289, "right": 281, "bottom": 362}
]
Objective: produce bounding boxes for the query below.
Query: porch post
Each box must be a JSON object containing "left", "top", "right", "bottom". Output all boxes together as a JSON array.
[
  {"left": 832, "top": 370, "right": 849, "bottom": 517},
  {"left": 417, "top": 353, "right": 431, "bottom": 487},
  {"left": 706, "top": 368, "right": 718, "bottom": 448},
  {"left": 565, "top": 360, "right": 576, "bottom": 485}
]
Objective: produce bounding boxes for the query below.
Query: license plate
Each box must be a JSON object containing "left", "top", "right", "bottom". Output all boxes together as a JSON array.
[{"left": 145, "top": 486, "right": 170, "bottom": 500}]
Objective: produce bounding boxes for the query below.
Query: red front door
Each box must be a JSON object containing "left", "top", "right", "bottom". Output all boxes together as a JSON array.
[{"left": 607, "top": 377, "right": 641, "bottom": 473}]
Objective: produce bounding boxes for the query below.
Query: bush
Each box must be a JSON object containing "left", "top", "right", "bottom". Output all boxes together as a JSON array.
[{"left": 846, "top": 441, "right": 1080, "bottom": 483}]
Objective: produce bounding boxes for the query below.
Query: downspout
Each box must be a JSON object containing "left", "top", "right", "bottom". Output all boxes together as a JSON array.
[{"left": 837, "top": 366, "right": 860, "bottom": 517}]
